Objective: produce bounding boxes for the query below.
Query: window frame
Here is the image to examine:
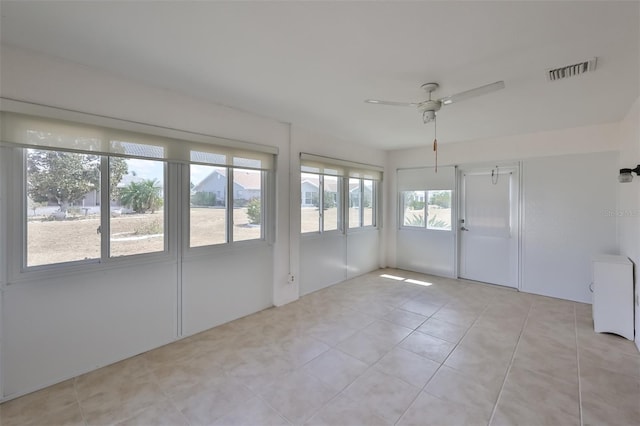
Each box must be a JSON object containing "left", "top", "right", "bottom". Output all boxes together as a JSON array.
[
  {"left": 2, "top": 105, "right": 276, "bottom": 282},
  {"left": 19, "top": 147, "right": 174, "bottom": 274},
  {"left": 347, "top": 177, "right": 378, "bottom": 231},
  {"left": 186, "top": 165, "right": 267, "bottom": 253},
  {"left": 399, "top": 189, "right": 453, "bottom": 232},
  {"left": 300, "top": 171, "right": 343, "bottom": 236}
]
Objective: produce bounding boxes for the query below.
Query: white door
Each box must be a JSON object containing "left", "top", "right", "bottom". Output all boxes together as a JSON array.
[{"left": 459, "top": 166, "right": 519, "bottom": 288}]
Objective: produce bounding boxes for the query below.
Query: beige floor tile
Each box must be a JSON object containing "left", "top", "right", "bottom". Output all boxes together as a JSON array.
[
  {"left": 399, "top": 331, "right": 456, "bottom": 363},
  {"left": 417, "top": 317, "right": 469, "bottom": 343},
  {"left": 143, "top": 338, "right": 203, "bottom": 368},
  {"left": 212, "top": 396, "right": 291, "bottom": 426},
  {"left": 257, "top": 370, "right": 338, "bottom": 424},
  {"left": 6, "top": 268, "right": 640, "bottom": 426},
  {"left": 513, "top": 334, "right": 578, "bottom": 385},
  {"left": 332, "top": 309, "right": 377, "bottom": 330},
  {"left": 491, "top": 364, "right": 580, "bottom": 426},
  {"left": 580, "top": 362, "right": 640, "bottom": 422},
  {"left": 150, "top": 356, "right": 227, "bottom": 397},
  {"left": 431, "top": 306, "right": 482, "bottom": 328},
  {"left": 360, "top": 319, "right": 414, "bottom": 345},
  {"left": 307, "top": 320, "right": 359, "bottom": 346},
  {"left": 75, "top": 355, "right": 152, "bottom": 400},
  {"left": 171, "top": 374, "right": 254, "bottom": 425},
  {"left": 336, "top": 330, "right": 396, "bottom": 365},
  {"left": 382, "top": 308, "right": 427, "bottom": 329},
  {"left": 400, "top": 299, "right": 442, "bottom": 317},
  {"left": 342, "top": 369, "right": 420, "bottom": 424},
  {"left": 349, "top": 300, "right": 397, "bottom": 318},
  {"left": 373, "top": 347, "right": 440, "bottom": 388},
  {"left": 115, "top": 400, "right": 189, "bottom": 426},
  {"left": 424, "top": 365, "right": 497, "bottom": 421},
  {"left": 444, "top": 346, "right": 510, "bottom": 390},
  {"left": 456, "top": 328, "right": 518, "bottom": 367},
  {"left": 277, "top": 335, "right": 330, "bottom": 367},
  {"left": 303, "top": 348, "right": 369, "bottom": 392},
  {"left": 0, "top": 379, "right": 78, "bottom": 425},
  {"left": 79, "top": 380, "right": 168, "bottom": 426},
  {"left": 581, "top": 387, "right": 640, "bottom": 426},
  {"left": 305, "top": 393, "right": 389, "bottom": 426},
  {"left": 398, "top": 391, "right": 488, "bottom": 426},
  {"left": 1, "top": 400, "right": 84, "bottom": 426}
]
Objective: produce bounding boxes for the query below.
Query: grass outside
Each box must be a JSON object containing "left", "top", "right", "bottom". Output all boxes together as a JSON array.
[
  {"left": 27, "top": 208, "right": 260, "bottom": 267},
  {"left": 403, "top": 206, "right": 452, "bottom": 229},
  {"left": 301, "top": 207, "right": 373, "bottom": 233}
]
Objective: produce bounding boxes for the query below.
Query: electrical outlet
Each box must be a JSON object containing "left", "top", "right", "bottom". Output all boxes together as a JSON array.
[{"left": 287, "top": 274, "right": 295, "bottom": 284}]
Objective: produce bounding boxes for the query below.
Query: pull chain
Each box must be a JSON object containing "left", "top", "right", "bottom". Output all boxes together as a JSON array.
[{"left": 433, "top": 117, "right": 438, "bottom": 173}]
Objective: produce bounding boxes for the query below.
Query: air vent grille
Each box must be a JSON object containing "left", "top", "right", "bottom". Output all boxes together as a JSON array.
[{"left": 547, "top": 57, "right": 597, "bottom": 81}]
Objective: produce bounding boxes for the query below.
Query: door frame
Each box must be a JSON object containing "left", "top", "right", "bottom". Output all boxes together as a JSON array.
[{"left": 455, "top": 162, "right": 522, "bottom": 290}]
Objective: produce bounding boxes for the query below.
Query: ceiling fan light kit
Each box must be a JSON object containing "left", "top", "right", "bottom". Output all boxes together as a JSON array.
[{"left": 365, "top": 80, "right": 506, "bottom": 171}]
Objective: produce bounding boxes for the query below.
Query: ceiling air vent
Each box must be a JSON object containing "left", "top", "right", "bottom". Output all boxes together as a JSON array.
[{"left": 546, "top": 57, "right": 597, "bottom": 81}]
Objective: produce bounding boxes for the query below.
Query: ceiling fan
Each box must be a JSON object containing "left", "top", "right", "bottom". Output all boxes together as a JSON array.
[{"left": 365, "top": 80, "right": 505, "bottom": 123}]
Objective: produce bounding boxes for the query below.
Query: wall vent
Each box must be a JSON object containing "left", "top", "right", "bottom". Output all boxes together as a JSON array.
[{"left": 546, "top": 57, "right": 597, "bottom": 81}]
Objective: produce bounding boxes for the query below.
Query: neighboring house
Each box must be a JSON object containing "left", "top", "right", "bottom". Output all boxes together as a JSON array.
[
  {"left": 193, "top": 169, "right": 261, "bottom": 206},
  {"left": 349, "top": 181, "right": 372, "bottom": 208},
  {"left": 301, "top": 174, "right": 339, "bottom": 207},
  {"left": 301, "top": 176, "right": 320, "bottom": 207}
]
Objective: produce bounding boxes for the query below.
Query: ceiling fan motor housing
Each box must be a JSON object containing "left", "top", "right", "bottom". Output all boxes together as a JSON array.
[{"left": 418, "top": 100, "right": 442, "bottom": 113}]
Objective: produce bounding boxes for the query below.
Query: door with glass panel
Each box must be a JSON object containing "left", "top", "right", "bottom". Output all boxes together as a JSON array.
[{"left": 458, "top": 165, "right": 519, "bottom": 288}]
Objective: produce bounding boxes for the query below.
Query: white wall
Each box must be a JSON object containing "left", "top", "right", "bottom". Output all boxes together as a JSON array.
[
  {"left": 522, "top": 152, "right": 619, "bottom": 303},
  {"left": 0, "top": 46, "right": 391, "bottom": 399},
  {"left": 394, "top": 166, "right": 456, "bottom": 277},
  {"left": 291, "top": 126, "right": 386, "bottom": 295},
  {"left": 617, "top": 97, "right": 640, "bottom": 349},
  {"left": 0, "top": 46, "right": 293, "bottom": 399},
  {"left": 388, "top": 122, "right": 621, "bottom": 303}
]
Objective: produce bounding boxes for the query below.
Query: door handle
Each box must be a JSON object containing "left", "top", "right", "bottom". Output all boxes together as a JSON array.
[{"left": 461, "top": 226, "right": 469, "bottom": 231}]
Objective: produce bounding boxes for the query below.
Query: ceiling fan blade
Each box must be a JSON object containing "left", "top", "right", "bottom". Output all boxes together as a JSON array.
[
  {"left": 365, "top": 99, "right": 420, "bottom": 107},
  {"left": 439, "top": 81, "right": 505, "bottom": 105}
]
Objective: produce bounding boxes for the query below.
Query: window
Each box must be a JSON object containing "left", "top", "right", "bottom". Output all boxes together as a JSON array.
[
  {"left": 110, "top": 158, "right": 166, "bottom": 257},
  {"left": 26, "top": 149, "right": 102, "bottom": 267},
  {"left": 402, "top": 190, "right": 426, "bottom": 227},
  {"left": 349, "top": 178, "right": 376, "bottom": 229},
  {"left": 190, "top": 164, "right": 227, "bottom": 247},
  {"left": 323, "top": 174, "right": 340, "bottom": 231},
  {"left": 301, "top": 172, "right": 320, "bottom": 233},
  {"left": 400, "top": 189, "right": 452, "bottom": 231},
  {"left": 300, "top": 153, "right": 381, "bottom": 234},
  {"left": 5, "top": 110, "right": 275, "bottom": 272},
  {"left": 300, "top": 172, "right": 342, "bottom": 234},
  {"left": 426, "top": 190, "right": 452, "bottom": 230},
  {"left": 189, "top": 166, "right": 264, "bottom": 247},
  {"left": 232, "top": 168, "right": 262, "bottom": 242}
]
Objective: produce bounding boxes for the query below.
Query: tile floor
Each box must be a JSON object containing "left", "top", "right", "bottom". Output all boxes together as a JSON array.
[{"left": 1, "top": 269, "right": 639, "bottom": 426}]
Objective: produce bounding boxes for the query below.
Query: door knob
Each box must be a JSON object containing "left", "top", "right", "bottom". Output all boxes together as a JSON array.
[{"left": 461, "top": 226, "right": 469, "bottom": 231}]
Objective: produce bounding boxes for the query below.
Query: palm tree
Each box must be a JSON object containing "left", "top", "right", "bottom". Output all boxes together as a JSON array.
[{"left": 119, "top": 179, "right": 162, "bottom": 213}]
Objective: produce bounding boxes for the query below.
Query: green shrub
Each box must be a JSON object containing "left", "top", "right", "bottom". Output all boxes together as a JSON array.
[{"left": 246, "top": 198, "right": 261, "bottom": 225}]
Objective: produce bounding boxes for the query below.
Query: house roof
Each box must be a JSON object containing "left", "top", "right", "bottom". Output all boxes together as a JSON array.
[{"left": 194, "top": 169, "right": 261, "bottom": 191}]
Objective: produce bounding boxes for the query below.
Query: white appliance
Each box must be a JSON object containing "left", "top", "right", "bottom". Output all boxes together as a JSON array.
[{"left": 592, "top": 255, "right": 634, "bottom": 340}]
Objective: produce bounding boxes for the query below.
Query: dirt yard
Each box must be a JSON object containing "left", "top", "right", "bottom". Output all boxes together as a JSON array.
[
  {"left": 27, "top": 208, "right": 260, "bottom": 266},
  {"left": 301, "top": 207, "right": 373, "bottom": 233}
]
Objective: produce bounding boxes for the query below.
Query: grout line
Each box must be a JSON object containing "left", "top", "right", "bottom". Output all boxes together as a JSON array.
[
  {"left": 72, "top": 378, "right": 89, "bottom": 426},
  {"left": 574, "top": 304, "right": 584, "bottom": 426},
  {"left": 394, "top": 304, "right": 490, "bottom": 425},
  {"left": 487, "top": 301, "right": 533, "bottom": 426}
]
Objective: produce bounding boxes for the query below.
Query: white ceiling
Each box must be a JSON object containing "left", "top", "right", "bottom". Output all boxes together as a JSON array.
[{"left": 1, "top": 1, "right": 638, "bottom": 150}]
